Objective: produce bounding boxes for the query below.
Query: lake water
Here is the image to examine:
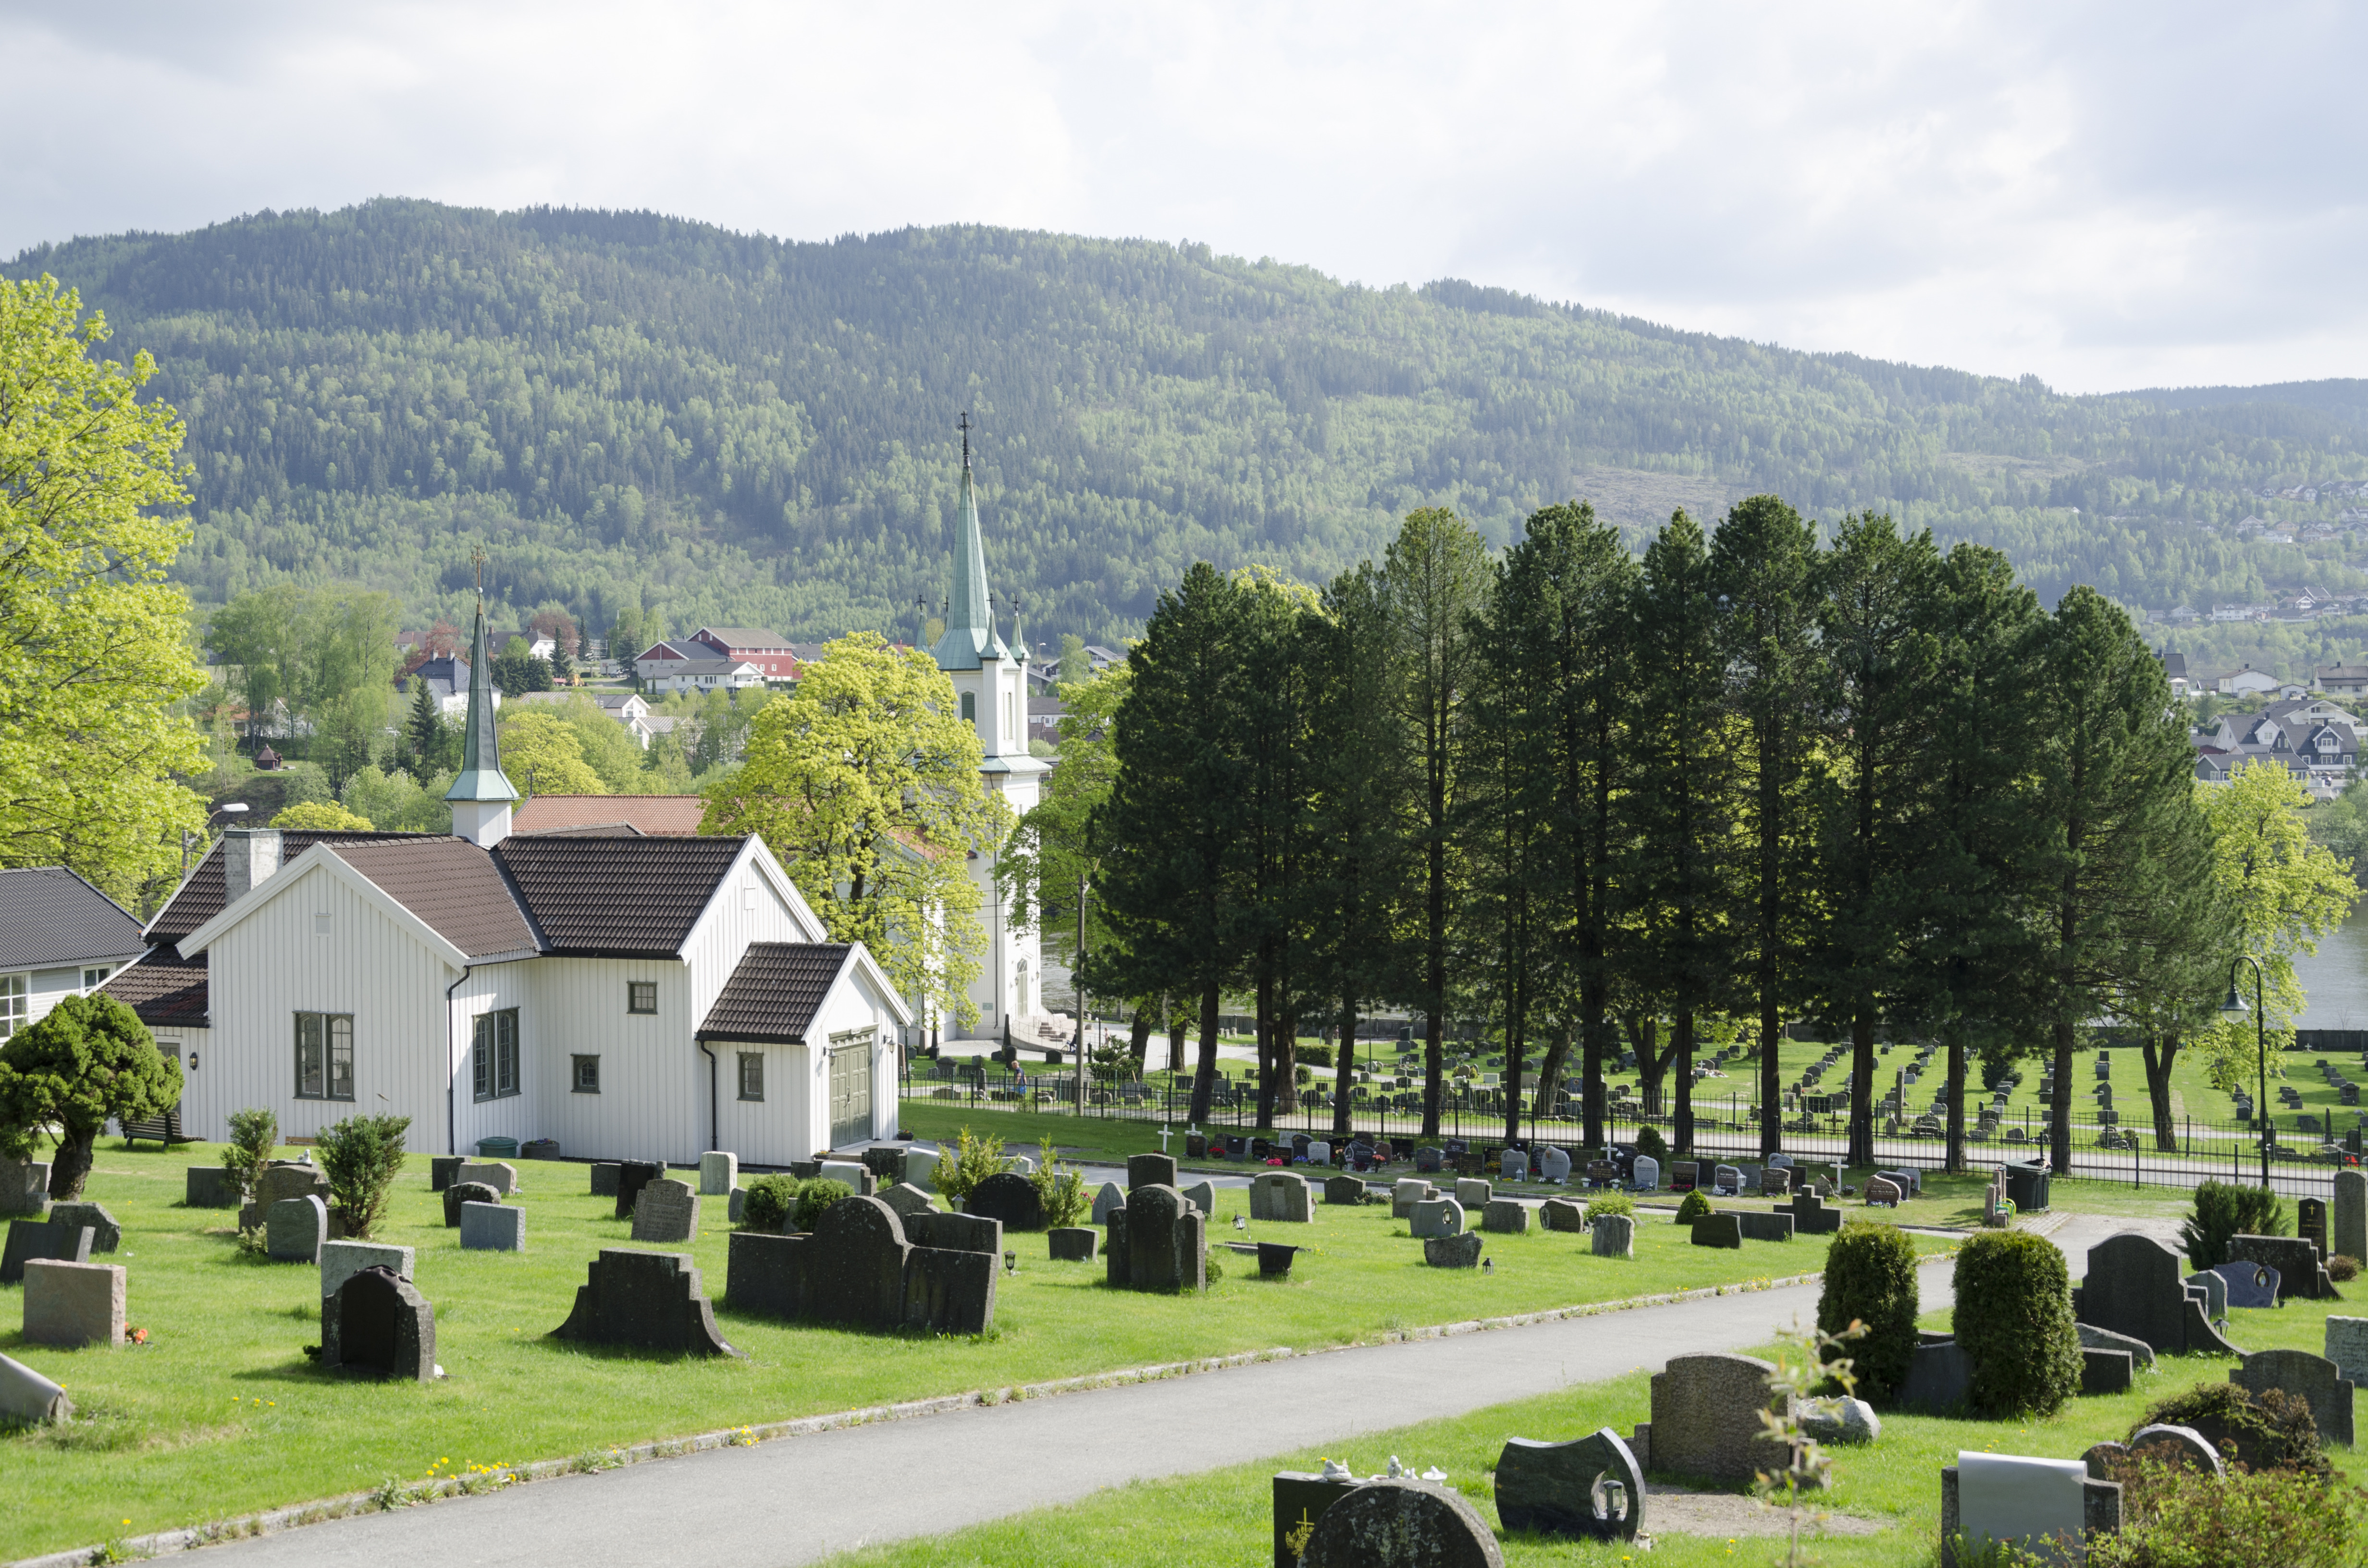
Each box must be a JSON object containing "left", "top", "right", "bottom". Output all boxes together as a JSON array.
[{"left": 2293, "top": 905, "right": 2368, "bottom": 1029}]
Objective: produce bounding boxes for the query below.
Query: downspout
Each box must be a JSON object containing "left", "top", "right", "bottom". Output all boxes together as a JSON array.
[
  {"left": 698, "top": 1040, "right": 718, "bottom": 1159},
  {"left": 445, "top": 964, "right": 476, "bottom": 1157}
]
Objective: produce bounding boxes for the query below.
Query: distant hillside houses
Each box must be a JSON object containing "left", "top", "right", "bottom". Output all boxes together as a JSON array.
[{"left": 2192, "top": 696, "right": 2362, "bottom": 797}]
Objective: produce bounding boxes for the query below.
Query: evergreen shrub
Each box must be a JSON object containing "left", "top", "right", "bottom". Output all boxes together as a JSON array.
[
  {"left": 1816, "top": 1219, "right": 1920, "bottom": 1402},
  {"left": 1633, "top": 1124, "right": 1668, "bottom": 1164},
  {"left": 224, "top": 1107, "right": 279, "bottom": 1200},
  {"left": 1675, "top": 1189, "right": 1714, "bottom": 1224},
  {"left": 1584, "top": 1190, "right": 1634, "bottom": 1221},
  {"left": 315, "top": 1113, "right": 411, "bottom": 1238},
  {"left": 791, "top": 1178, "right": 854, "bottom": 1234},
  {"left": 1952, "top": 1230, "right": 2082, "bottom": 1416},
  {"left": 740, "top": 1174, "right": 802, "bottom": 1232},
  {"left": 2179, "top": 1179, "right": 2288, "bottom": 1270}
]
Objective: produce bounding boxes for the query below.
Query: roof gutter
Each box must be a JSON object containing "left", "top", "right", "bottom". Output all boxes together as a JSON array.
[{"left": 698, "top": 1041, "right": 718, "bottom": 1162}]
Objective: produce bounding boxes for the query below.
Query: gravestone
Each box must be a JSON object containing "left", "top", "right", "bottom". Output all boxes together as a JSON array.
[
  {"left": 2082, "top": 1348, "right": 2134, "bottom": 1394},
  {"left": 589, "top": 1162, "right": 621, "bottom": 1198},
  {"left": 1128, "top": 1152, "right": 1178, "bottom": 1190},
  {"left": 1300, "top": 1478, "right": 1504, "bottom": 1568},
  {"left": 1091, "top": 1180, "right": 1126, "bottom": 1224},
  {"left": 443, "top": 1180, "right": 501, "bottom": 1228},
  {"left": 1415, "top": 1146, "right": 1444, "bottom": 1174},
  {"left": 1591, "top": 1214, "right": 1636, "bottom": 1258},
  {"left": 21, "top": 1259, "right": 124, "bottom": 1348},
  {"left": 1184, "top": 1132, "right": 1209, "bottom": 1158},
  {"left": 1877, "top": 1167, "right": 1923, "bottom": 1196},
  {"left": 267, "top": 1196, "right": 328, "bottom": 1263},
  {"left": 429, "top": 1155, "right": 464, "bottom": 1191},
  {"left": 1500, "top": 1149, "right": 1529, "bottom": 1182},
  {"left": 908, "top": 1209, "right": 1000, "bottom": 1255},
  {"left": 631, "top": 1177, "right": 701, "bottom": 1243},
  {"left": 1800, "top": 1397, "right": 1881, "bottom": 1444},
  {"left": 879, "top": 1182, "right": 935, "bottom": 1220},
  {"left": 1864, "top": 1175, "right": 1903, "bottom": 1205},
  {"left": 1690, "top": 1213, "right": 1743, "bottom": 1249},
  {"left": 1307, "top": 1141, "right": 1331, "bottom": 1165},
  {"left": 1629, "top": 1155, "right": 1660, "bottom": 1191},
  {"left": 902, "top": 1147, "right": 939, "bottom": 1191},
  {"left": 1639, "top": 1353, "right": 1783, "bottom": 1485},
  {"left": 2123, "top": 1424, "right": 2224, "bottom": 1476},
  {"left": 2300, "top": 1197, "right": 2329, "bottom": 1262},
  {"left": 1454, "top": 1177, "right": 1493, "bottom": 1209},
  {"left": 0, "top": 1159, "right": 48, "bottom": 1218},
  {"left": 0, "top": 1220, "right": 91, "bottom": 1285},
  {"left": 1250, "top": 1171, "right": 1313, "bottom": 1223},
  {"left": 185, "top": 1166, "right": 239, "bottom": 1208},
  {"left": 460, "top": 1202, "right": 526, "bottom": 1251},
  {"left": 1899, "top": 1339, "right": 1972, "bottom": 1411},
  {"left": 1495, "top": 1428, "right": 1645, "bottom": 1541},
  {"left": 45, "top": 1202, "right": 119, "bottom": 1253},
  {"left": 1272, "top": 1470, "right": 1363, "bottom": 1568},
  {"left": 1942, "top": 1453, "right": 2110, "bottom": 1568},
  {"left": 613, "top": 1160, "right": 663, "bottom": 1220},
  {"left": 2185, "top": 1270, "right": 2228, "bottom": 1321},
  {"left": 966, "top": 1172, "right": 1047, "bottom": 1231},
  {"left": 1410, "top": 1198, "right": 1465, "bottom": 1238},
  {"left": 2231, "top": 1348, "right": 2355, "bottom": 1446},
  {"left": 2209, "top": 1260, "right": 2280, "bottom": 1310},
  {"left": 1538, "top": 1147, "right": 1572, "bottom": 1183},
  {"left": 244, "top": 1164, "right": 329, "bottom": 1231},
  {"left": 1732, "top": 1211, "right": 1795, "bottom": 1243},
  {"left": 1424, "top": 1232, "right": 1485, "bottom": 1268},
  {"left": 552, "top": 1248, "right": 741, "bottom": 1357},
  {"left": 320, "top": 1239, "right": 413, "bottom": 1301},
  {"left": 455, "top": 1160, "right": 518, "bottom": 1195},
  {"left": 1048, "top": 1226, "right": 1098, "bottom": 1262},
  {"left": 2336, "top": 1169, "right": 2368, "bottom": 1262},
  {"left": 321, "top": 1264, "right": 436, "bottom": 1381},
  {"left": 1540, "top": 1198, "right": 1587, "bottom": 1233},
  {"left": 1779, "top": 1189, "right": 1842, "bottom": 1235},
  {"left": 1393, "top": 1179, "right": 1435, "bottom": 1219},
  {"left": 2230, "top": 1234, "right": 2336, "bottom": 1300},
  {"left": 2082, "top": 1232, "right": 2240, "bottom": 1356},
  {"left": 1180, "top": 1180, "right": 1217, "bottom": 1218},
  {"left": 1480, "top": 1199, "right": 1529, "bottom": 1234},
  {"left": 1761, "top": 1166, "right": 1792, "bottom": 1197},
  {"left": 2076, "top": 1323, "right": 2156, "bottom": 1370},
  {"left": 0, "top": 1350, "right": 72, "bottom": 1425},
  {"left": 2325, "top": 1317, "right": 2368, "bottom": 1387},
  {"left": 1106, "top": 1183, "right": 1204, "bottom": 1293},
  {"left": 1713, "top": 1164, "right": 1742, "bottom": 1193},
  {"left": 698, "top": 1152, "right": 738, "bottom": 1196},
  {"left": 819, "top": 1159, "right": 876, "bottom": 1195},
  {"left": 1323, "top": 1175, "right": 1369, "bottom": 1206}
]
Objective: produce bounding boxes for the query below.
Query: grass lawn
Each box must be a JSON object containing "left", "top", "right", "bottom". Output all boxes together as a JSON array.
[
  {"left": 0, "top": 1137, "right": 1948, "bottom": 1560},
  {"left": 814, "top": 1293, "right": 2368, "bottom": 1568}
]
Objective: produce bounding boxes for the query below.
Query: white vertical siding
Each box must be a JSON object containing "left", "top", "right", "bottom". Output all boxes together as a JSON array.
[
  {"left": 521, "top": 956, "right": 701, "bottom": 1166},
  {"left": 450, "top": 961, "right": 537, "bottom": 1156},
  {"left": 713, "top": 1040, "right": 812, "bottom": 1167}
]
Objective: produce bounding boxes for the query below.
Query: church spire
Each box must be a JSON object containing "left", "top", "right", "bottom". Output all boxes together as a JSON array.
[
  {"left": 446, "top": 550, "right": 518, "bottom": 845},
  {"left": 932, "top": 412, "right": 1009, "bottom": 672}
]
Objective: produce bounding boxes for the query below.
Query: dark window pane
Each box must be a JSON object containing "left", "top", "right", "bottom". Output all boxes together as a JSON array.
[{"left": 329, "top": 1016, "right": 354, "bottom": 1100}]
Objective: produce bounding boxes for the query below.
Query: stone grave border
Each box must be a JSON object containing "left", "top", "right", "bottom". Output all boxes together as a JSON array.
[{"left": 12, "top": 1245, "right": 1959, "bottom": 1568}]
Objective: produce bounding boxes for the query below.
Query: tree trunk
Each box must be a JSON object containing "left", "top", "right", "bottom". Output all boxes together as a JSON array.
[
  {"left": 1255, "top": 970, "right": 1278, "bottom": 1127},
  {"left": 1946, "top": 1031, "right": 1966, "bottom": 1175},
  {"left": 1189, "top": 981, "right": 1222, "bottom": 1124},
  {"left": 1633, "top": 1013, "right": 1665, "bottom": 1116},
  {"left": 2050, "top": 1014, "right": 2075, "bottom": 1175},
  {"left": 1580, "top": 983, "right": 1606, "bottom": 1150},
  {"left": 1849, "top": 1006, "right": 1875, "bottom": 1169},
  {"left": 1332, "top": 999, "right": 1359, "bottom": 1140},
  {"left": 47, "top": 1125, "right": 96, "bottom": 1201},
  {"left": 1674, "top": 1011, "right": 1697, "bottom": 1153},
  {"left": 1277, "top": 1001, "right": 1300, "bottom": 1117},
  {"left": 1166, "top": 997, "right": 1186, "bottom": 1076},
  {"left": 2141, "top": 1032, "right": 2181, "bottom": 1153},
  {"left": 1128, "top": 1006, "right": 1152, "bottom": 1076},
  {"left": 1536, "top": 1020, "right": 1574, "bottom": 1148}
]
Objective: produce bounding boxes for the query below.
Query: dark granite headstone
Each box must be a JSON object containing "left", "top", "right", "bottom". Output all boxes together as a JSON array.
[
  {"left": 1899, "top": 1338, "right": 1972, "bottom": 1411},
  {"left": 1300, "top": 1479, "right": 1504, "bottom": 1568},
  {"left": 551, "top": 1248, "right": 741, "bottom": 1356},
  {"left": 2229, "top": 1234, "right": 2335, "bottom": 1300},
  {"left": 1324, "top": 1175, "right": 1369, "bottom": 1206},
  {"left": 184, "top": 1166, "right": 240, "bottom": 1208},
  {"left": 443, "top": 1181, "right": 500, "bottom": 1228},
  {"left": 2231, "top": 1348, "right": 2355, "bottom": 1446},
  {"left": 47, "top": 1202, "right": 120, "bottom": 1253},
  {"left": 2301, "top": 1198, "right": 2329, "bottom": 1262},
  {"left": 1779, "top": 1189, "right": 1842, "bottom": 1235},
  {"left": 725, "top": 1195, "right": 996, "bottom": 1334},
  {"left": 2209, "top": 1259, "right": 2280, "bottom": 1309},
  {"left": 589, "top": 1162, "right": 621, "bottom": 1198},
  {"left": 1690, "top": 1213, "right": 1742, "bottom": 1249},
  {"left": 1, "top": 1220, "right": 92, "bottom": 1286},
  {"left": 1732, "top": 1211, "right": 1794, "bottom": 1243},
  {"left": 2123, "top": 1424, "right": 2224, "bottom": 1476},
  {"left": 1184, "top": 1132, "right": 1209, "bottom": 1158},
  {"left": 907, "top": 1210, "right": 1001, "bottom": 1254},
  {"left": 2081, "top": 1348, "right": 2134, "bottom": 1395},
  {"left": 1127, "top": 1152, "right": 1178, "bottom": 1191},
  {"left": 1049, "top": 1226, "right": 1098, "bottom": 1262},
  {"left": 429, "top": 1155, "right": 463, "bottom": 1192},
  {"left": 965, "top": 1171, "right": 1047, "bottom": 1231},
  {"left": 322, "top": 1265, "right": 436, "bottom": 1382},
  {"left": 1108, "top": 1183, "right": 1204, "bottom": 1292},
  {"left": 1272, "top": 1472, "right": 1363, "bottom": 1568},
  {"left": 1425, "top": 1232, "right": 1485, "bottom": 1268},
  {"left": 613, "top": 1160, "right": 663, "bottom": 1220},
  {"left": 2084, "top": 1232, "right": 2241, "bottom": 1354},
  {"left": 1495, "top": 1428, "right": 1645, "bottom": 1541}
]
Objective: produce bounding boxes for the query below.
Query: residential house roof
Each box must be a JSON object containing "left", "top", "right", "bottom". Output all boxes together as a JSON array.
[
  {"left": 409, "top": 655, "right": 470, "bottom": 698},
  {"left": 330, "top": 840, "right": 540, "bottom": 959},
  {"left": 148, "top": 831, "right": 442, "bottom": 947},
  {"left": 511, "top": 795, "right": 707, "bottom": 836},
  {"left": 490, "top": 833, "right": 749, "bottom": 956},
  {"left": 0, "top": 867, "right": 147, "bottom": 970},
  {"left": 635, "top": 639, "right": 710, "bottom": 662},
  {"left": 693, "top": 627, "right": 794, "bottom": 649},
  {"left": 696, "top": 943, "right": 853, "bottom": 1043},
  {"left": 99, "top": 949, "right": 212, "bottom": 1029},
  {"left": 646, "top": 657, "right": 761, "bottom": 680}
]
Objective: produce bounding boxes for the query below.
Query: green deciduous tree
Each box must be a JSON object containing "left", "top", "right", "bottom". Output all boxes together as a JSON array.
[
  {"left": 0, "top": 993, "right": 181, "bottom": 1199},
  {"left": 703, "top": 632, "right": 1007, "bottom": 1028},
  {"left": 496, "top": 710, "right": 606, "bottom": 795},
  {"left": 0, "top": 275, "right": 207, "bottom": 900}
]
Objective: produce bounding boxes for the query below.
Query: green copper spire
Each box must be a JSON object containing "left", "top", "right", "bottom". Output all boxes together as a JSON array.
[
  {"left": 932, "top": 413, "right": 1010, "bottom": 672},
  {"left": 444, "top": 595, "right": 518, "bottom": 805}
]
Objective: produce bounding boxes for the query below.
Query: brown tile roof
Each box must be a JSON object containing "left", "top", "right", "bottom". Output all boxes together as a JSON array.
[
  {"left": 493, "top": 834, "right": 748, "bottom": 956},
  {"left": 327, "top": 840, "right": 539, "bottom": 959},
  {"left": 696, "top": 943, "right": 852, "bottom": 1043},
  {"left": 101, "top": 950, "right": 210, "bottom": 1028},
  {"left": 512, "top": 796, "right": 707, "bottom": 836},
  {"left": 148, "top": 831, "right": 445, "bottom": 944}
]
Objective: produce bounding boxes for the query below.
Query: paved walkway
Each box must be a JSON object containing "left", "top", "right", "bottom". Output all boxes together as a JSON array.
[{"left": 173, "top": 1199, "right": 2155, "bottom": 1568}]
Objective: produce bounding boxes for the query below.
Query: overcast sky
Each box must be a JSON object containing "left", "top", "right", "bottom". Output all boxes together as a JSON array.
[{"left": 2, "top": 1, "right": 2357, "bottom": 395}]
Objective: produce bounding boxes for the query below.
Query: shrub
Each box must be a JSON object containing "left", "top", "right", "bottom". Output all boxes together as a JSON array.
[
  {"left": 740, "top": 1174, "right": 802, "bottom": 1232},
  {"left": 1299, "top": 1042, "right": 1333, "bottom": 1069},
  {"left": 224, "top": 1107, "right": 279, "bottom": 1200},
  {"left": 315, "top": 1114, "right": 412, "bottom": 1238},
  {"left": 2085, "top": 1455, "right": 2366, "bottom": 1568},
  {"left": 1952, "top": 1230, "right": 2082, "bottom": 1417},
  {"left": 0, "top": 994, "right": 181, "bottom": 1198},
  {"left": 791, "top": 1178, "right": 854, "bottom": 1234},
  {"left": 1584, "top": 1190, "right": 1634, "bottom": 1221},
  {"left": 1675, "top": 1189, "right": 1714, "bottom": 1224},
  {"left": 1032, "top": 1144, "right": 1088, "bottom": 1229},
  {"left": 2140, "top": 1383, "right": 2330, "bottom": 1479},
  {"left": 933, "top": 1125, "right": 1008, "bottom": 1204},
  {"left": 1633, "top": 1124, "right": 1668, "bottom": 1164},
  {"left": 2179, "top": 1179, "right": 2287, "bottom": 1270},
  {"left": 1817, "top": 1220, "right": 1921, "bottom": 1402},
  {"left": 2332, "top": 1253, "right": 2362, "bottom": 1283}
]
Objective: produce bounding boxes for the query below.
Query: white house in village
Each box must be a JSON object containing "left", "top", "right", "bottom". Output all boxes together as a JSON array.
[
  {"left": 103, "top": 605, "right": 911, "bottom": 1163},
  {"left": 0, "top": 868, "right": 148, "bottom": 1039}
]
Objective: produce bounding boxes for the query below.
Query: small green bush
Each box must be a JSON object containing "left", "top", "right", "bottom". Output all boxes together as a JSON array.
[
  {"left": 1953, "top": 1230, "right": 2082, "bottom": 1417},
  {"left": 1299, "top": 1042, "right": 1333, "bottom": 1069},
  {"left": 1632, "top": 1124, "right": 1668, "bottom": 1164},
  {"left": 791, "top": 1178, "right": 854, "bottom": 1234},
  {"left": 224, "top": 1107, "right": 279, "bottom": 1200},
  {"left": 2179, "top": 1179, "right": 2287, "bottom": 1270},
  {"left": 1584, "top": 1190, "right": 1634, "bottom": 1221},
  {"left": 1675, "top": 1189, "right": 1714, "bottom": 1224},
  {"left": 2331, "top": 1253, "right": 2361, "bottom": 1283},
  {"left": 2086, "top": 1453, "right": 2363, "bottom": 1568},
  {"left": 1816, "top": 1220, "right": 1921, "bottom": 1402},
  {"left": 932, "top": 1125, "right": 1008, "bottom": 1205},
  {"left": 740, "top": 1174, "right": 802, "bottom": 1232},
  {"left": 2139, "top": 1384, "right": 2330, "bottom": 1478},
  {"left": 1032, "top": 1143, "right": 1089, "bottom": 1228},
  {"left": 315, "top": 1113, "right": 411, "bottom": 1238}
]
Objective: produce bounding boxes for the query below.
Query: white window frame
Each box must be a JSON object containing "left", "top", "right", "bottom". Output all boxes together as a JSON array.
[
  {"left": 738, "top": 1051, "right": 765, "bottom": 1102},
  {"left": 0, "top": 974, "right": 26, "bottom": 1039},
  {"left": 473, "top": 1008, "right": 520, "bottom": 1102},
  {"left": 295, "top": 1012, "right": 355, "bottom": 1101}
]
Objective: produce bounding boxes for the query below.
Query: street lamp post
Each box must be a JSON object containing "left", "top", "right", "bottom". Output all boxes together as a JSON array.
[
  {"left": 2222, "top": 955, "right": 2271, "bottom": 1191},
  {"left": 183, "top": 802, "right": 249, "bottom": 877}
]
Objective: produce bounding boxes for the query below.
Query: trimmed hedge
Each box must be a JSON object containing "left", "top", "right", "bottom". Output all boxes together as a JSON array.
[
  {"left": 740, "top": 1174, "right": 802, "bottom": 1232},
  {"left": 1816, "top": 1220, "right": 1920, "bottom": 1402},
  {"left": 1675, "top": 1188, "right": 1714, "bottom": 1224},
  {"left": 1632, "top": 1124, "right": 1669, "bottom": 1164},
  {"left": 792, "top": 1178, "right": 854, "bottom": 1234},
  {"left": 1953, "top": 1230, "right": 2083, "bottom": 1417},
  {"left": 2179, "top": 1179, "right": 2288, "bottom": 1271}
]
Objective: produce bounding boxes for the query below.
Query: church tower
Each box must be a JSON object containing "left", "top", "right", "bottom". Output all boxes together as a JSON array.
[
  {"left": 933, "top": 418, "right": 1049, "bottom": 1040},
  {"left": 445, "top": 572, "right": 518, "bottom": 848}
]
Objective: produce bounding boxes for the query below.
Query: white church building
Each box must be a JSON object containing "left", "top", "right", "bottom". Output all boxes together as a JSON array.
[{"left": 105, "top": 603, "right": 910, "bottom": 1162}]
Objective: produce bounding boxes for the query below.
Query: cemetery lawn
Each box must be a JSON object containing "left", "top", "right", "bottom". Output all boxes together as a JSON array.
[
  {"left": 814, "top": 1299, "right": 2368, "bottom": 1568},
  {"left": 0, "top": 1139, "right": 1949, "bottom": 1559}
]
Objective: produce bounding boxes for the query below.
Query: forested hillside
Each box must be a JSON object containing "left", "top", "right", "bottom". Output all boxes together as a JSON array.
[{"left": 10, "top": 199, "right": 2368, "bottom": 645}]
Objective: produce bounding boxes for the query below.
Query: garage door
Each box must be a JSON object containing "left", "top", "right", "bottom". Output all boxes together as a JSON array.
[{"left": 828, "top": 1031, "right": 874, "bottom": 1151}]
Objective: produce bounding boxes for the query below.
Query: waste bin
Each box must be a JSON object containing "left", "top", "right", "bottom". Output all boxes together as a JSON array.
[
  {"left": 476, "top": 1136, "right": 520, "bottom": 1160},
  {"left": 2004, "top": 1161, "right": 2049, "bottom": 1213}
]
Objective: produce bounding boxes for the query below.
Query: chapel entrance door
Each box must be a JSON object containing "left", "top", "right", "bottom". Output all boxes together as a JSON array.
[{"left": 829, "top": 1035, "right": 874, "bottom": 1150}]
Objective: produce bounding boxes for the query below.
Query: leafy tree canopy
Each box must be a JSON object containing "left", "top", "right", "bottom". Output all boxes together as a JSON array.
[
  {"left": 271, "top": 799, "right": 373, "bottom": 830},
  {"left": 0, "top": 993, "right": 180, "bottom": 1198}
]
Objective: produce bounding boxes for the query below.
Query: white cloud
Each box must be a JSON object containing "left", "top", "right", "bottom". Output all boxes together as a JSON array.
[{"left": 1, "top": 0, "right": 2358, "bottom": 393}]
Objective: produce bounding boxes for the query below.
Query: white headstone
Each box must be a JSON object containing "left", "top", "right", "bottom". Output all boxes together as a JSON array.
[
  {"left": 455, "top": 1160, "right": 518, "bottom": 1195},
  {"left": 818, "top": 1159, "right": 868, "bottom": 1190},
  {"left": 698, "top": 1152, "right": 739, "bottom": 1195},
  {"left": 1091, "top": 1180, "right": 1125, "bottom": 1225},
  {"left": 321, "top": 1240, "right": 414, "bottom": 1301},
  {"left": 903, "top": 1147, "right": 940, "bottom": 1190},
  {"left": 1631, "top": 1156, "right": 1660, "bottom": 1191},
  {"left": 0, "top": 1349, "right": 71, "bottom": 1424},
  {"left": 1957, "top": 1452, "right": 2086, "bottom": 1560},
  {"left": 1307, "top": 1141, "right": 1331, "bottom": 1165}
]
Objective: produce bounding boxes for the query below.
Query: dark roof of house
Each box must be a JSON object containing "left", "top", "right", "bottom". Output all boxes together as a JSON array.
[
  {"left": 99, "top": 949, "right": 210, "bottom": 1029},
  {"left": 492, "top": 834, "right": 749, "bottom": 956},
  {"left": 512, "top": 795, "right": 706, "bottom": 836},
  {"left": 149, "top": 832, "right": 445, "bottom": 944},
  {"left": 694, "top": 627, "right": 794, "bottom": 650},
  {"left": 329, "top": 840, "right": 540, "bottom": 958},
  {"left": 696, "top": 943, "right": 852, "bottom": 1042},
  {"left": 0, "top": 868, "right": 147, "bottom": 970}
]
